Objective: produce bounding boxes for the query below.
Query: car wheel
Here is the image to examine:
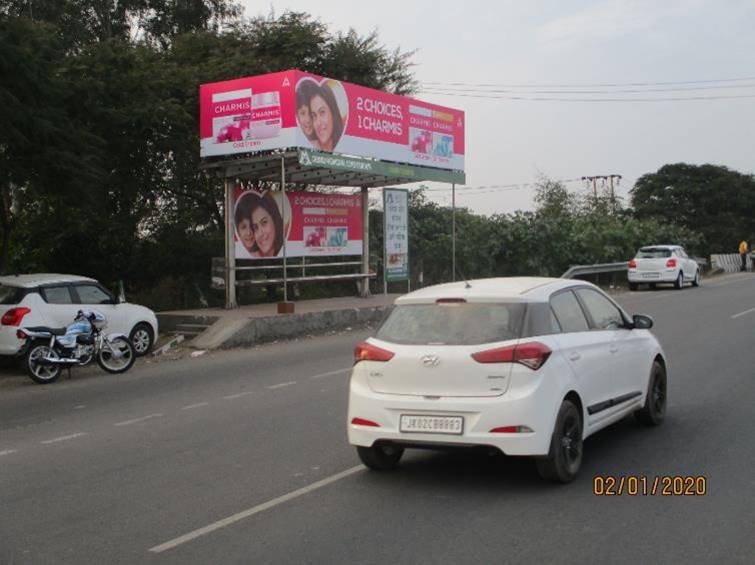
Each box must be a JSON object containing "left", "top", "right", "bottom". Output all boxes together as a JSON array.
[
  {"left": 635, "top": 361, "right": 667, "bottom": 426},
  {"left": 692, "top": 269, "right": 701, "bottom": 287},
  {"left": 674, "top": 272, "right": 684, "bottom": 290},
  {"left": 129, "top": 323, "right": 154, "bottom": 357},
  {"left": 536, "top": 400, "right": 583, "bottom": 483},
  {"left": 357, "top": 443, "right": 404, "bottom": 471},
  {"left": 629, "top": 282, "right": 638, "bottom": 291}
]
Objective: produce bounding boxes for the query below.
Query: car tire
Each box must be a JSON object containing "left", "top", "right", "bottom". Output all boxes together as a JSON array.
[
  {"left": 692, "top": 269, "right": 701, "bottom": 287},
  {"left": 674, "top": 272, "right": 684, "bottom": 290},
  {"left": 357, "top": 443, "right": 404, "bottom": 471},
  {"left": 629, "top": 282, "right": 638, "bottom": 291},
  {"left": 129, "top": 323, "right": 154, "bottom": 357},
  {"left": 536, "top": 400, "right": 583, "bottom": 483},
  {"left": 635, "top": 361, "right": 667, "bottom": 426}
]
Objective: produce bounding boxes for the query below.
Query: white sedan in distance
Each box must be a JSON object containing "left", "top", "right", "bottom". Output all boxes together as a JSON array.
[
  {"left": 348, "top": 277, "right": 667, "bottom": 483},
  {"left": 627, "top": 245, "right": 701, "bottom": 290},
  {"left": 0, "top": 274, "right": 158, "bottom": 358}
]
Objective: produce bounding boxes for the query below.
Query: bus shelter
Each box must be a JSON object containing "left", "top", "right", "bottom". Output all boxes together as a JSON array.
[{"left": 198, "top": 70, "right": 466, "bottom": 310}]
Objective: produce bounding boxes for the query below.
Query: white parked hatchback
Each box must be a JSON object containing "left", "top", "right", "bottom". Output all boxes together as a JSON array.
[
  {"left": 0, "top": 274, "right": 158, "bottom": 358},
  {"left": 348, "top": 277, "right": 667, "bottom": 483},
  {"left": 628, "top": 245, "right": 701, "bottom": 290}
]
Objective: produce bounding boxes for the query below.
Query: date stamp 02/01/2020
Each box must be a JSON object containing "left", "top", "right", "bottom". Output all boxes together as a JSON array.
[{"left": 593, "top": 475, "right": 707, "bottom": 496}]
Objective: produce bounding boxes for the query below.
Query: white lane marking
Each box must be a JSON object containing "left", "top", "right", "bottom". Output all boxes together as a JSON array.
[
  {"left": 222, "top": 391, "right": 254, "bottom": 400},
  {"left": 267, "top": 381, "right": 296, "bottom": 390},
  {"left": 731, "top": 307, "right": 755, "bottom": 319},
  {"left": 149, "top": 465, "right": 362, "bottom": 553},
  {"left": 114, "top": 413, "right": 163, "bottom": 427},
  {"left": 0, "top": 449, "right": 18, "bottom": 456},
  {"left": 182, "top": 402, "right": 209, "bottom": 410},
  {"left": 310, "top": 368, "right": 350, "bottom": 380},
  {"left": 41, "top": 432, "right": 89, "bottom": 445},
  {"left": 73, "top": 405, "right": 86, "bottom": 410}
]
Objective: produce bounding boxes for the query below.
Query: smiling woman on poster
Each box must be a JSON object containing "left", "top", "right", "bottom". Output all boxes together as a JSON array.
[
  {"left": 249, "top": 192, "right": 285, "bottom": 257},
  {"left": 309, "top": 83, "right": 344, "bottom": 152}
]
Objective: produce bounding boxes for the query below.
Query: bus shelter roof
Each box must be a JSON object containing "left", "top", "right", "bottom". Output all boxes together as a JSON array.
[{"left": 200, "top": 149, "right": 465, "bottom": 188}]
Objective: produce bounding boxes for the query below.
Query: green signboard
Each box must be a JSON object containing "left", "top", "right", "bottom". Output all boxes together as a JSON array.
[{"left": 298, "top": 149, "right": 465, "bottom": 184}]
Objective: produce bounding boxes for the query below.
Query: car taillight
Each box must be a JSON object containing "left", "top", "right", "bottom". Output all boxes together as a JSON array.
[
  {"left": 1, "top": 307, "right": 30, "bottom": 326},
  {"left": 666, "top": 258, "right": 677, "bottom": 268},
  {"left": 16, "top": 329, "right": 27, "bottom": 339},
  {"left": 628, "top": 259, "right": 637, "bottom": 269},
  {"left": 471, "top": 341, "right": 551, "bottom": 370},
  {"left": 354, "top": 341, "right": 395, "bottom": 363}
]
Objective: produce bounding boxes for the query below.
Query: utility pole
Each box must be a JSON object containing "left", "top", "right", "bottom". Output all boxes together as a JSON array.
[{"left": 581, "top": 175, "right": 622, "bottom": 207}]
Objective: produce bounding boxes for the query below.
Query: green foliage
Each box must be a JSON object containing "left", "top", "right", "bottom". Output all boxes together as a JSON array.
[
  {"left": 1, "top": 5, "right": 419, "bottom": 308},
  {"left": 631, "top": 163, "right": 755, "bottom": 253}
]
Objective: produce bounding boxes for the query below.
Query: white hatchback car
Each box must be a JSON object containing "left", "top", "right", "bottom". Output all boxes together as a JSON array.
[
  {"left": 628, "top": 245, "right": 701, "bottom": 290},
  {"left": 348, "top": 277, "right": 667, "bottom": 483},
  {"left": 0, "top": 274, "right": 158, "bottom": 358}
]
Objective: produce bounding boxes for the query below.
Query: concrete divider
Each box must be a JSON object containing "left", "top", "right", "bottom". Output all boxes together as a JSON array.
[
  {"left": 208, "top": 306, "right": 389, "bottom": 349},
  {"left": 158, "top": 294, "right": 398, "bottom": 351}
]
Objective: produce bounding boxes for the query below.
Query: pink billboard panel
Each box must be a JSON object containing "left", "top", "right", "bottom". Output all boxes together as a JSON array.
[
  {"left": 200, "top": 70, "right": 465, "bottom": 172},
  {"left": 233, "top": 187, "right": 363, "bottom": 260}
]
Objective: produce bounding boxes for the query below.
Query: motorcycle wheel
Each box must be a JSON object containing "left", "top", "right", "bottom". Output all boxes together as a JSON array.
[
  {"left": 97, "top": 337, "right": 136, "bottom": 374},
  {"left": 25, "top": 344, "right": 62, "bottom": 384}
]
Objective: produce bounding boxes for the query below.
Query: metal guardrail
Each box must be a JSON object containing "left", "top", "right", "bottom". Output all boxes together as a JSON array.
[
  {"left": 561, "top": 262, "right": 627, "bottom": 279},
  {"left": 561, "top": 257, "right": 708, "bottom": 279}
]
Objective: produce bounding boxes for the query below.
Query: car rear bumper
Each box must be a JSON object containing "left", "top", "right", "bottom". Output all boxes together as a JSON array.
[
  {"left": 347, "top": 372, "right": 557, "bottom": 456},
  {"left": 0, "top": 326, "right": 25, "bottom": 355},
  {"left": 628, "top": 269, "right": 679, "bottom": 283}
]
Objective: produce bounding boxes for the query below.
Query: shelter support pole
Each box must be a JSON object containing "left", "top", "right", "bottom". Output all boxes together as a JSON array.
[
  {"left": 452, "top": 183, "right": 456, "bottom": 282},
  {"left": 361, "top": 186, "right": 370, "bottom": 298},
  {"left": 224, "top": 176, "right": 237, "bottom": 309},
  {"left": 281, "top": 156, "right": 288, "bottom": 303}
]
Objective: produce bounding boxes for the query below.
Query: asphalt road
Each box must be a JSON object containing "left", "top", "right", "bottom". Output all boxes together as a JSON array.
[{"left": 1, "top": 274, "right": 754, "bottom": 565}]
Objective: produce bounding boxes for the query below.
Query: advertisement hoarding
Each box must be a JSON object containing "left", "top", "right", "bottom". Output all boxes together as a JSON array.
[
  {"left": 200, "top": 70, "right": 465, "bottom": 172},
  {"left": 383, "top": 188, "right": 409, "bottom": 283},
  {"left": 233, "top": 187, "right": 363, "bottom": 260}
]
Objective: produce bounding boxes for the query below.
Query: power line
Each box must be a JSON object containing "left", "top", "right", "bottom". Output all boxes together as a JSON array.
[
  {"left": 418, "top": 83, "right": 755, "bottom": 95},
  {"left": 416, "top": 90, "right": 755, "bottom": 102},
  {"left": 420, "top": 75, "right": 755, "bottom": 88}
]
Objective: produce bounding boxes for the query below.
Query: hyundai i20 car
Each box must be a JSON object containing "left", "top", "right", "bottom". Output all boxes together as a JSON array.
[{"left": 347, "top": 277, "right": 667, "bottom": 483}]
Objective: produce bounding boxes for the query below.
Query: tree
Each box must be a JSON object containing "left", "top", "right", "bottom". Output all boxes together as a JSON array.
[{"left": 630, "top": 163, "right": 755, "bottom": 253}]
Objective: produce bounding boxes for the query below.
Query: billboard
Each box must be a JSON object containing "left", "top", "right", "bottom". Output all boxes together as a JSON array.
[
  {"left": 383, "top": 188, "right": 409, "bottom": 282},
  {"left": 233, "top": 187, "right": 363, "bottom": 260},
  {"left": 200, "top": 70, "right": 465, "bottom": 172}
]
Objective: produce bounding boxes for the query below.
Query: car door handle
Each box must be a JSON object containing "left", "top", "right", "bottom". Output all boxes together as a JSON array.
[
  {"left": 568, "top": 352, "right": 581, "bottom": 361},
  {"left": 609, "top": 345, "right": 619, "bottom": 354}
]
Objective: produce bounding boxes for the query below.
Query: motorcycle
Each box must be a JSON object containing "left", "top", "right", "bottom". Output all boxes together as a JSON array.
[{"left": 17, "top": 310, "right": 136, "bottom": 384}]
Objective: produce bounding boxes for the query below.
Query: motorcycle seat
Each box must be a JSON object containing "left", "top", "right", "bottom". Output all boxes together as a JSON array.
[{"left": 24, "top": 326, "right": 67, "bottom": 336}]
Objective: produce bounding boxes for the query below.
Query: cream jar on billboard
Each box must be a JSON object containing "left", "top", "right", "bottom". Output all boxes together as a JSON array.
[
  {"left": 248, "top": 92, "right": 282, "bottom": 139},
  {"left": 211, "top": 88, "right": 252, "bottom": 143}
]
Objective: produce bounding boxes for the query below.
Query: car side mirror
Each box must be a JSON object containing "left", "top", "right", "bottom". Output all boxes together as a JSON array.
[{"left": 632, "top": 314, "right": 653, "bottom": 329}]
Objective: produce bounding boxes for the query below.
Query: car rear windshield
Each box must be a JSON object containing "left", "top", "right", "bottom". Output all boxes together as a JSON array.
[
  {"left": 376, "top": 302, "right": 525, "bottom": 345},
  {"left": 0, "top": 284, "right": 25, "bottom": 305},
  {"left": 636, "top": 248, "right": 672, "bottom": 258}
]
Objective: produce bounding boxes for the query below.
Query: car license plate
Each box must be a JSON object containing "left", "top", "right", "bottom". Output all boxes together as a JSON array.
[
  {"left": 399, "top": 415, "right": 463, "bottom": 435},
  {"left": 642, "top": 273, "right": 660, "bottom": 279}
]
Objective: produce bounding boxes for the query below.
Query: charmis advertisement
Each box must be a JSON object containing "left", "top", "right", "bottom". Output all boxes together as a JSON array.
[
  {"left": 200, "top": 70, "right": 465, "bottom": 172},
  {"left": 233, "top": 187, "right": 363, "bottom": 260}
]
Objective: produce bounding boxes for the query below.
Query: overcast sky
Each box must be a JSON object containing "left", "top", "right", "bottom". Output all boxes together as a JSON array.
[{"left": 240, "top": 0, "right": 755, "bottom": 214}]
